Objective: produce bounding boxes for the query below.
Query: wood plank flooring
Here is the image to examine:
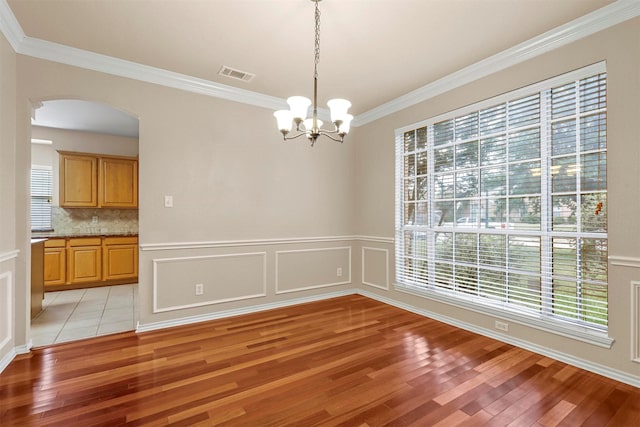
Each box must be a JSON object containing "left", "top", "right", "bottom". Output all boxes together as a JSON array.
[{"left": 1, "top": 295, "right": 639, "bottom": 426}]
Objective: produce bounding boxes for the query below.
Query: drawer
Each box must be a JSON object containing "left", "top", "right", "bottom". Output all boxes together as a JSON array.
[
  {"left": 68, "top": 237, "right": 102, "bottom": 247},
  {"left": 103, "top": 236, "right": 138, "bottom": 245},
  {"left": 44, "top": 238, "right": 66, "bottom": 248}
]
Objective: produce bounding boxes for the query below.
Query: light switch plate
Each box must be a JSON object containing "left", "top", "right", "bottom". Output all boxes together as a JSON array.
[{"left": 164, "top": 195, "right": 173, "bottom": 208}]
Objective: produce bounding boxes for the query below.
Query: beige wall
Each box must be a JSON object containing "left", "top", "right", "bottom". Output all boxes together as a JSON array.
[
  {"left": 2, "top": 16, "right": 639, "bottom": 384},
  {"left": 0, "top": 31, "right": 18, "bottom": 369},
  {"left": 355, "top": 17, "right": 640, "bottom": 380},
  {"left": 12, "top": 53, "right": 357, "bottom": 342}
]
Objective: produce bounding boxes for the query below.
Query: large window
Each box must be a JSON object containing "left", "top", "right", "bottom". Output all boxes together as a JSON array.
[
  {"left": 31, "top": 166, "right": 53, "bottom": 231},
  {"left": 395, "top": 63, "right": 608, "bottom": 342}
]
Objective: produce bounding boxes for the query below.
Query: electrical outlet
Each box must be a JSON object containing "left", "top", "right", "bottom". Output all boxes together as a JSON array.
[
  {"left": 337, "top": 267, "right": 343, "bottom": 277},
  {"left": 164, "top": 195, "right": 174, "bottom": 208},
  {"left": 495, "top": 320, "right": 509, "bottom": 332},
  {"left": 195, "top": 283, "right": 204, "bottom": 296},
  {"left": 91, "top": 215, "right": 98, "bottom": 224}
]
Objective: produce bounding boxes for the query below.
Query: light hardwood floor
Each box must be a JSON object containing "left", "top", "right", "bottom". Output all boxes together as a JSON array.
[{"left": 1, "top": 295, "right": 638, "bottom": 426}]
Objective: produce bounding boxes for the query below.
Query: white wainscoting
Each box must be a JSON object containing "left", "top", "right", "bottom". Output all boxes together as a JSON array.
[
  {"left": 0, "top": 249, "right": 19, "bottom": 264},
  {"left": 152, "top": 252, "right": 267, "bottom": 313},
  {"left": 632, "top": 281, "right": 640, "bottom": 363},
  {"left": 609, "top": 255, "right": 640, "bottom": 268},
  {"left": 362, "top": 246, "right": 390, "bottom": 290},
  {"left": 140, "top": 236, "right": 360, "bottom": 251},
  {"left": 275, "top": 246, "right": 352, "bottom": 294},
  {"left": 0, "top": 271, "right": 13, "bottom": 369}
]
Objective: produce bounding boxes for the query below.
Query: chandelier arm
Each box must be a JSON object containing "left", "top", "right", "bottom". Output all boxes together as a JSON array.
[
  {"left": 282, "top": 130, "right": 342, "bottom": 143},
  {"left": 282, "top": 132, "right": 310, "bottom": 141},
  {"left": 316, "top": 130, "right": 344, "bottom": 143}
]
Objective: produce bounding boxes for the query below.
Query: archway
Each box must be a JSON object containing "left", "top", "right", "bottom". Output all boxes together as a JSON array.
[{"left": 29, "top": 99, "right": 140, "bottom": 346}]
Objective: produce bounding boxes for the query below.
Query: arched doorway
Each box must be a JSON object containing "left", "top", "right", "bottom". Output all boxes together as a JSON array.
[{"left": 29, "top": 99, "right": 140, "bottom": 347}]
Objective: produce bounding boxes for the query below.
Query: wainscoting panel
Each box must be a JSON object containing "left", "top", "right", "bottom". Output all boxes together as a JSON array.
[
  {"left": 632, "top": 281, "right": 640, "bottom": 363},
  {"left": 153, "top": 252, "right": 267, "bottom": 313},
  {"left": 362, "top": 246, "right": 389, "bottom": 290},
  {"left": 0, "top": 271, "right": 12, "bottom": 352},
  {"left": 276, "top": 247, "right": 352, "bottom": 294}
]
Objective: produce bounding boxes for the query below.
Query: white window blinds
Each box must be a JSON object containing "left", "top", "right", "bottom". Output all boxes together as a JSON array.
[
  {"left": 395, "top": 63, "right": 608, "bottom": 339},
  {"left": 31, "top": 166, "right": 53, "bottom": 231}
]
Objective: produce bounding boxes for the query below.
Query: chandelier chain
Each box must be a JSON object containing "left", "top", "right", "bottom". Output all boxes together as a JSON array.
[{"left": 314, "top": 0, "right": 320, "bottom": 80}]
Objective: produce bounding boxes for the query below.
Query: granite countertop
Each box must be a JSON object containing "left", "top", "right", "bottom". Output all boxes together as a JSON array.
[{"left": 31, "top": 232, "right": 138, "bottom": 239}]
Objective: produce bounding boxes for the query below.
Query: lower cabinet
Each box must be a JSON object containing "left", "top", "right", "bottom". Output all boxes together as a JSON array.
[
  {"left": 44, "top": 238, "right": 66, "bottom": 286},
  {"left": 44, "top": 235, "right": 138, "bottom": 290},
  {"left": 67, "top": 237, "right": 102, "bottom": 284},
  {"left": 103, "top": 236, "right": 138, "bottom": 281}
]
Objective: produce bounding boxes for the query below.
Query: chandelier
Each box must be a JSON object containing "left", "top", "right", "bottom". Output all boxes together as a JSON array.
[{"left": 274, "top": 0, "right": 353, "bottom": 146}]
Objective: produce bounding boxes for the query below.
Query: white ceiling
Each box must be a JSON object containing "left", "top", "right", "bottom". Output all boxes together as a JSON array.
[
  {"left": 5, "top": 0, "right": 627, "bottom": 136},
  {"left": 33, "top": 100, "right": 140, "bottom": 138}
]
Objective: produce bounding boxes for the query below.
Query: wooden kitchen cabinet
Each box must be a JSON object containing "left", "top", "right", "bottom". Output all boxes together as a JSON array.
[
  {"left": 43, "top": 235, "right": 138, "bottom": 290},
  {"left": 103, "top": 236, "right": 138, "bottom": 281},
  {"left": 59, "top": 152, "right": 98, "bottom": 207},
  {"left": 67, "top": 237, "right": 102, "bottom": 284},
  {"left": 99, "top": 157, "right": 138, "bottom": 208},
  {"left": 44, "top": 238, "right": 66, "bottom": 288},
  {"left": 59, "top": 151, "right": 138, "bottom": 208}
]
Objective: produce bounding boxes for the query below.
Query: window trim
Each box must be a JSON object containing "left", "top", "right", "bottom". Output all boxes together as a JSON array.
[{"left": 394, "top": 61, "right": 613, "bottom": 348}]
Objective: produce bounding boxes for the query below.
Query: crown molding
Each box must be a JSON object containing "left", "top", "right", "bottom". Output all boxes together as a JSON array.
[
  {"left": 18, "top": 37, "right": 288, "bottom": 111},
  {"left": 0, "top": 0, "right": 286, "bottom": 111},
  {"left": 353, "top": 0, "right": 640, "bottom": 126},
  {"left": 1, "top": 0, "right": 639, "bottom": 126},
  {"left": 0, "top": 0, "right": 24, "bottom": 51}
]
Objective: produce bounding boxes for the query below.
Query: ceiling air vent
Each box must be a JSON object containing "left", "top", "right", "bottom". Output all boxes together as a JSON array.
[{"left": 218, "top": 66, "right": 255, "bottom": 82}]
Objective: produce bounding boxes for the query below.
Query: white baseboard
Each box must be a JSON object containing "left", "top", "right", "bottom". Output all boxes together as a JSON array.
[
  {"left": 358, "top": 289, "right": 640, "bottom": 389},
  {"left": 5, "top": 285, "right": 638, "bottom": 389},
  {"left": 136, "top": 289, "right": 358, "bottom": 333},
  {"left": 0, "top": 344, "right": 30, "bottom": 374},
  {"left": 0, "top": 349, "right": 16, "bottom": 373}
]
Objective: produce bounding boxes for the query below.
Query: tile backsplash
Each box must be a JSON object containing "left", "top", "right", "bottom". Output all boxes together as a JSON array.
[{"left": 46, "top": 207, "right": 138, "bottom": 235}]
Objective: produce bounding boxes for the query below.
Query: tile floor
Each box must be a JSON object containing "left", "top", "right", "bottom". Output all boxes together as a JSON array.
[{"left": 31, "top": 284, "right": 138, "bottom": 347}]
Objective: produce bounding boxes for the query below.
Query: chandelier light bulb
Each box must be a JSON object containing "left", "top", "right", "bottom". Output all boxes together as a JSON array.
[
  {"left": 338, "top": 114, "right": 353, "bottom": 135},
  {"left": 286, "top": 96, "right": 312, "bottom": 122},
  {"left": 303, "top": 118, "right": 323, "bottom": 131},
  {"left": 273, "top": 110, "right": 293, "bottom": 133},
  {"left": 327, "top": 98, "right": 352, "bottom": 123}
]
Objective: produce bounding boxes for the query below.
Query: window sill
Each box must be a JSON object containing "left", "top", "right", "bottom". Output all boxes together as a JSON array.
[{"left": 395, "top": 282, "right": 615, "bottom": 349}]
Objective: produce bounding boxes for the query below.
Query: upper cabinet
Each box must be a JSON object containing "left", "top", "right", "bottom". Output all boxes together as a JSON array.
[
  {"left": 59, "top": 152, "right": 98, "bottom": 207},
  {"left": 59, "top": 151, "right": 138, "bottom": 209},
  {"left": 99, "top": 156, "right": 138, "bottom": 208}
]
